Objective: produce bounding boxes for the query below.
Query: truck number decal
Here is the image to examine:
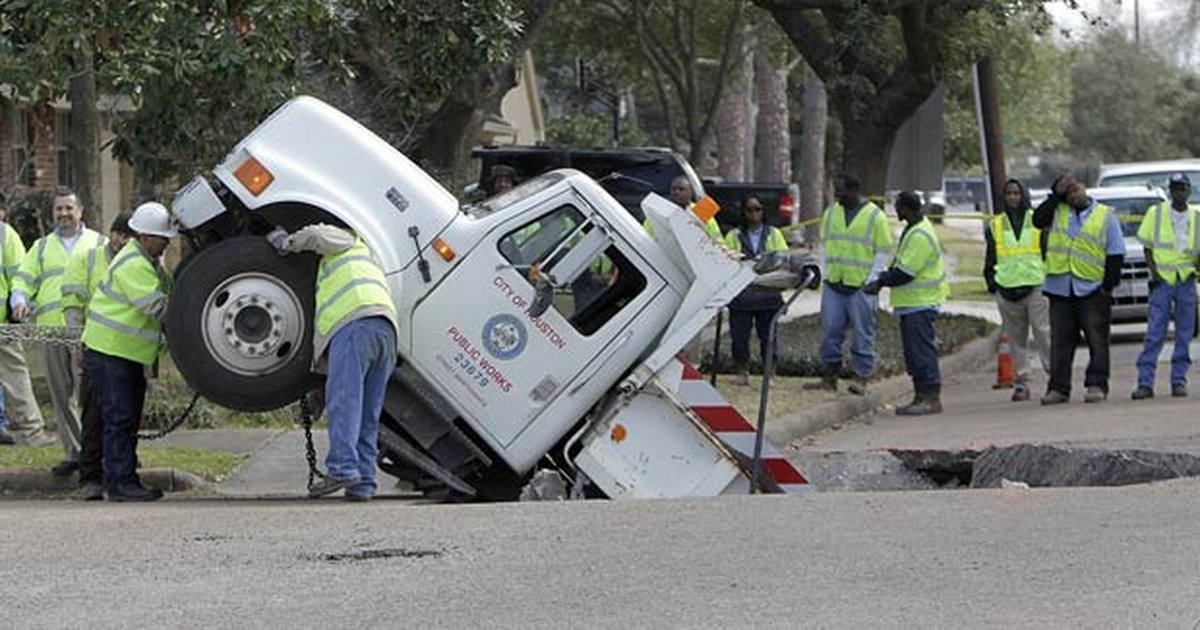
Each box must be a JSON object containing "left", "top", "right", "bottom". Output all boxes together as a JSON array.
[{"left": 447, "top": 326, "right": 514, "bottom": 393}]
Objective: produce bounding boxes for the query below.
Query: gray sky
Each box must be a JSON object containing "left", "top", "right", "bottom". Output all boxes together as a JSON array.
[{"left": 1047, "top": 0, "right": 1197, "bottom": 66}]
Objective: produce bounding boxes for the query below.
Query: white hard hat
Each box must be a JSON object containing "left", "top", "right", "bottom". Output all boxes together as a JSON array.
[{"left": 128, "top": 202, "right": 178, "bottom": 239}]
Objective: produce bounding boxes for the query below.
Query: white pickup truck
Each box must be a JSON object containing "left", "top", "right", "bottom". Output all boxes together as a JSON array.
[{"left": 168, "top": 96, "right": 815, "bottom": 500}]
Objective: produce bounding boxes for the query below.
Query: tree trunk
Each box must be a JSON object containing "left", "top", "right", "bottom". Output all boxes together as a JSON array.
[
  {"left": 714, "top": 31, "right": 753, "bottom": 182},
  {"left": 753, "top": 42, "right": 790, "bottom": 183},
  {"left": 69, "top": 46, "right": 101, "bottom": 228},
  {"left": 840, "top": 114, "right": 896, "bottom": 197},
  {"left": 798, "top": 62, "right": 827, "bottom": 246}
]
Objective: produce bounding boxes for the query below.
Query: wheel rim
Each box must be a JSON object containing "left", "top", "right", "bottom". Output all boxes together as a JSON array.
[{"left": 201, "top": 272, "right": 307, "bottom": 376}]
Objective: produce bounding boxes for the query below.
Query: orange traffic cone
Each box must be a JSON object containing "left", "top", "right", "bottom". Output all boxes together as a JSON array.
[{"left": 993, "top": 333, "right": 1016, "bottom": 389}]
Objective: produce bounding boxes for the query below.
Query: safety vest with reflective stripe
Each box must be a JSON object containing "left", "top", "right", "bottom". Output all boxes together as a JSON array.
[
  {"left": 62, "top": 237, "right": 111, "bottom": 317},
  {"left": 723, "top": 225, "right": 788, "bottom": 257},
  {"left": 14, "top": 227, "right": 102, "bottom": 325},
  {"left": 0, "top": 223, "right": 28, "bottom": 321},
  {"left": 1044, "top": 203, "right": 1112, "bottom": 282},
  {"left": 1136, "top": 201, "right": 1200, "bottom": 285},
  {"left": 890, "top": 217, "right": 949, "bottom": 309},
  {"left": 642, "top": 211, "right": 722, "bottom": 240},
  {"left": 991, "top": 210, "right": 1045, "bottom": 288},
  {"left": 81, "top": 241, "right": 171, "bottom": 366},
  {"left": 820, "top": 201, "right": 890, "bottom": 287},
  {"left": 315, "top": 239, "right": 397, "bottom": 339}
]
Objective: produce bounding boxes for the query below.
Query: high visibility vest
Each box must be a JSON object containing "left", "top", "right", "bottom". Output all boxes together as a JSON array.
[
  {"left": 991, "top": 210, "right": 1045, "bottom": 288},
  {"left": 821, "top": 201, "right": 890, "bottom": 287},
  {"left": 642, "top": 211, "right": 722, "bottom": 239},
  {"left": 82, "top": 241, "right": 171, "bottom": 366},
  {"left": 723, "top": 225, "right": 788, "bottom": 257},
  {"left": 1044, "top": 203, "right": 1112, "bottom": 282},
  {"left": 62, "top": 237, "right": 111, "bottom": 318},
  {"left": 14, "top": 227, "right": 102, "bottom": 325},
  {"left": 1136, "top": 201, "right": 1200, "bottom": 285},
  {"left": 315, "top": 239, "right": 397, "bottom": 338},
  {"left": 890, "top": 217, "right": 949, "bottom": 308},
  {"left": 0, "top": 223, "right": 28, "bottom": 321}
]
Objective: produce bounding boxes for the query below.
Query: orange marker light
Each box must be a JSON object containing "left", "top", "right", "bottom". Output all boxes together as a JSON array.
[
  {"left": 692, "top": 195, "right": 721, "bottom": 222},
  {"left": 610, "top": 424, "right": 627, "bottom": 443},
  {"left": 432, "top": 238, "right": 455, "bottom": 261},
  {"left": 233, "top": 157, "right": 274, "bottom": 196}
]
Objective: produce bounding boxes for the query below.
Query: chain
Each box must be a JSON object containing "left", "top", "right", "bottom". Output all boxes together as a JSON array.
[
  {"left": 137, "top": 391, "right": 203, "bottom": 441},
  {"left": 299, "top": 393, "right": 325, "bottom": 489},
  {"left": 0, "top": 324, "right": 83, "bottom": 347}
]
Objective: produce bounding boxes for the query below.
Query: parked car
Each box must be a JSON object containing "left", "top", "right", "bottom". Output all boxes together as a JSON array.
[
  {"left": 1097, "top": 159, "right": 1200, "bottom": 203},
  {"left": 1031, "top": 186, "right": 1166, "bottom": 323}
]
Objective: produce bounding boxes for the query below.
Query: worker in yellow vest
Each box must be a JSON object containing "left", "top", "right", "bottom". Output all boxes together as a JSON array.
[
  {"left": 984, "top": 178, "right": 1051, "bottom": 402},
  {"left": 269, "top": 224, "right": 399, "bottom": 502},
  {"left": 0, "top": 201, "right": 52, "bottom": 447},
  {"left": 864, "top": 192, "right": 949, "bottom": 415},
  {"left": 11, "top": 187, "right": 103, "bottom": 475},
  {"left": 62, "top": 212, "right": 134, "bottom": 501},
  {"left": 723, "top": 196, "right": 789, "bottom": 386},
  {"left": 81, "top": 202, "right": 176, "bottom": 501},
  {"left": 1032, "top": 175, "right": 1126, "bottom": 404},
  {"left": 806, "top": 174, "right": 892, "bottom": 394},
  {"left": 1132, "top": 172, "right": 1199, "bottom": 400},
  {"left": 644, "top": 175, "right": 722, "bottom": 239}
]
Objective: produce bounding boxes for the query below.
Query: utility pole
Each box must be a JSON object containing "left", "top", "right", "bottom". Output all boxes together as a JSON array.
[{"left": 972, "top": 55, "right": 1006, "bottom": 215}]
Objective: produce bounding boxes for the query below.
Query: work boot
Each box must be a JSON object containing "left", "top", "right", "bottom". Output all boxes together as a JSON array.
[
  {"left": 0, "top": 427, "right": 14, "bottom": 446},
  {"left": 1131, "top": 385, "right": 1154, "bottom": 401},
  {"left": 896, "top": 391, "right": 942, "bottom": 416},
  {"left": 803, "top": 363, "right": 838, "bottom": 391},
  {"left": 1084, "top": 386, "right": 1107, "bottom": 403},
  {"left": 16, "top": 429, "right": 57, "bottom": 447},
  {"left": 847, "top": 377, "right": 868, "bottom": 396},
  {"left": 107, "top": 483, "right": 163, "bottom": 502},
  {"left": 1172, "top": 383, "right": 1188, "bottom": 398},
  {"left": 80, "top": 482, "right": 104, "bottom": 501},
  {"left": 1011, "top": 381, "right": 1030, "bottom": 402},
  {"left": 1040, "top": 389, "right": 1069, "bottom": 405},
  {"left": 51, "top": 460, "right": 79, "bottom": 478},
  {"left": 308, "top": 475, "right": 361, "bottom": 498}
]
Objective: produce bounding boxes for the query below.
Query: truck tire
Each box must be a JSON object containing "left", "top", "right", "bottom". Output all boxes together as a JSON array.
[{"left": 167, "top": 236, "right": 320, "bottom": 411}]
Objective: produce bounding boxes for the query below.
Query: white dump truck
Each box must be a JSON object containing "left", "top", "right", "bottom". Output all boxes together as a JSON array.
[{"left": 167, "top": 96, "right": 816, "bottom": 500}]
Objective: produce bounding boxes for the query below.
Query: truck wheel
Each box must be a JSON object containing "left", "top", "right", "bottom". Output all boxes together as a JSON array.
[{"left": 167, "top": 236, "right": 320, "bottom": 411}]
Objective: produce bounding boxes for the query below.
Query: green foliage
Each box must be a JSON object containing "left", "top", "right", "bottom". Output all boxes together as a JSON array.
[
  {"left": 544, "top": 114, "right": 652, "bottom": 148},
  {"left": 0, "top": 445, "right": 245, "bottom": 481},
  {"left": 944, "top": 15, "right": 1072, "bottom": 170},
  {"left": 3, "top": 189, "right": 51, "bottom": 246},
  {"left": 1066, "top": 29, "right": 1197, "bottom": 162}
]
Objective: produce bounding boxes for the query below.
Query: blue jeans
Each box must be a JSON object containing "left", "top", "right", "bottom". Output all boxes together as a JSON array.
[
  {"left": 1136, "top": 279, "right": 1197, "bottom": 388},
  {"left": 818, "top": 283, "right": 878, "bottom": 378},
  {"left": 900, "top": 309, "right": 941, "bottom": 392},
  {"left": 325, "top": 317, "right": 397, "bottom": 498},
  {"left": 729, "top": 308, "right": 778, "bottom": 367},
  {"left": 84, "top": 348, "right": 146, "bottom": 491}
]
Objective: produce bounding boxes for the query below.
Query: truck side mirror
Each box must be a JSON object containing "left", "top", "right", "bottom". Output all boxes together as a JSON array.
[{"left": 527, "top": 277, "right": 556, "bottom": 318}]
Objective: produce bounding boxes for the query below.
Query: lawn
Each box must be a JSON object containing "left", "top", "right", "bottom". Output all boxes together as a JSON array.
[{"left": 0, "top": 446, "right": 246, "bottom": 481}]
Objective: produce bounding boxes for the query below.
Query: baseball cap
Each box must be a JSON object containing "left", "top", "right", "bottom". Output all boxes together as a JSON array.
[{"left": 1168, "top": 172, "right": 1191, "bottom": 188}]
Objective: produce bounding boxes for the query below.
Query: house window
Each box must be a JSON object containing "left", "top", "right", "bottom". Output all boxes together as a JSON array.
[
  {"left": 11, "top": 109, "right": 35, "bottom": 186},
  {"left": 55, "top": 111, "right": 74, "bottom": 188}
]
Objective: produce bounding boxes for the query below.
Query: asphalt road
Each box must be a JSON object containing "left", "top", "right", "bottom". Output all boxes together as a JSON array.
[{"left": 4, "top": 483, "right": 1200, "bottom": 628}]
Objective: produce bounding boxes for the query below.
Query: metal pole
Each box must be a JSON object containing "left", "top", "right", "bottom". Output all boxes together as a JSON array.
[{"left": 710, "top": 310, "right": 724, "bottom": 387}]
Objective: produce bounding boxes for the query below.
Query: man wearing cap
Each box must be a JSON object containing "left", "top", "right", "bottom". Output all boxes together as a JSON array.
[
  {"left": 1032, "top": 175, "right": 1126, "bottom": 404},
  {"left": 63, "top": 212, "right": 135, "bottom": 500},
  {"left": 82, "top": 202, "right": 176, "bottom": 501},
  {"left": 11, "top": 187, "right": 103, "bottom": 473},
  {"left": 1131, "top": 173, "right": 1199, "bottom": 400}
]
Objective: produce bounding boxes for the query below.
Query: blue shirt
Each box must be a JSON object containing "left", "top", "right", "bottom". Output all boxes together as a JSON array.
[{"left": 1041, "top": 199, "right": 1126, "bottom": 298}]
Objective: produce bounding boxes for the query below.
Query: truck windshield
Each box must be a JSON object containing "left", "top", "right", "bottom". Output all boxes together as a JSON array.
[{"left": 464, "top": 172, "right": 566, "bottom": 218}]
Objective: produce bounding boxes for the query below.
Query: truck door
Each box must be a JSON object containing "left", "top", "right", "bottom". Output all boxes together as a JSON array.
[{"left": 410, "top": 192, "right": 671, "bottom": 466}]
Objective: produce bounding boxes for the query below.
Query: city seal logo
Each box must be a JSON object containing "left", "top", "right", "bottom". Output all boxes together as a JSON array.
[{"left": 482, "top": 314, "right": 527, "bottom": 360}]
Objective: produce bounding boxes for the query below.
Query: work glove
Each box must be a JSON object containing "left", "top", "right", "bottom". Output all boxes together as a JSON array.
[{"left": 266, "top": 227, "right": 290, "bottom": 254}]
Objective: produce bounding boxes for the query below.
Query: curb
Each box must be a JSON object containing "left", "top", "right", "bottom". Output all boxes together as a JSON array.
[
  {"left": 0, "top": 467, "right": 213, "bottom": 498},
  {"left": 766, "top": 330, "right": 999, "bottom": 449}
]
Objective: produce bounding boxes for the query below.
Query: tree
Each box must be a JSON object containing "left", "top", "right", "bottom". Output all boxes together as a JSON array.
[
  {"left": 942, "top": 15, "right": 1072, "bottom": 170},
  {"left": 1066, "top": 29, "right": 1191, "bottom": 162},
  {"left": 752, "top": 0, "right": 1061, "bottom": 194}
]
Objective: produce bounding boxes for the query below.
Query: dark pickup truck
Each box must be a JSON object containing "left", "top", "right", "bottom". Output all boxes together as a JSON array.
[
  {"left": 471, "top": 146, "right": 706, "bottom": 221},
  {"left": 702, "top": 179, "right": 800, "bottom": 231}
]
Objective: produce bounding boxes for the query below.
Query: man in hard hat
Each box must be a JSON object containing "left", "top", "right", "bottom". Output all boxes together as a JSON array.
[
  {"left": 1131, "top": 172, "right": 1199, "bottom": 400},
  {"left": 11, "top": 187, "right": 103, "bottom": 473},
  {"left": 63, "top": 212, "right": 135, "bottom": 500},
  {"left": 268, "top": 224, "right": 399, "bottom": 502},
  {"left": 81, "top": 202, "right": 176, "bottom": 501}
]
